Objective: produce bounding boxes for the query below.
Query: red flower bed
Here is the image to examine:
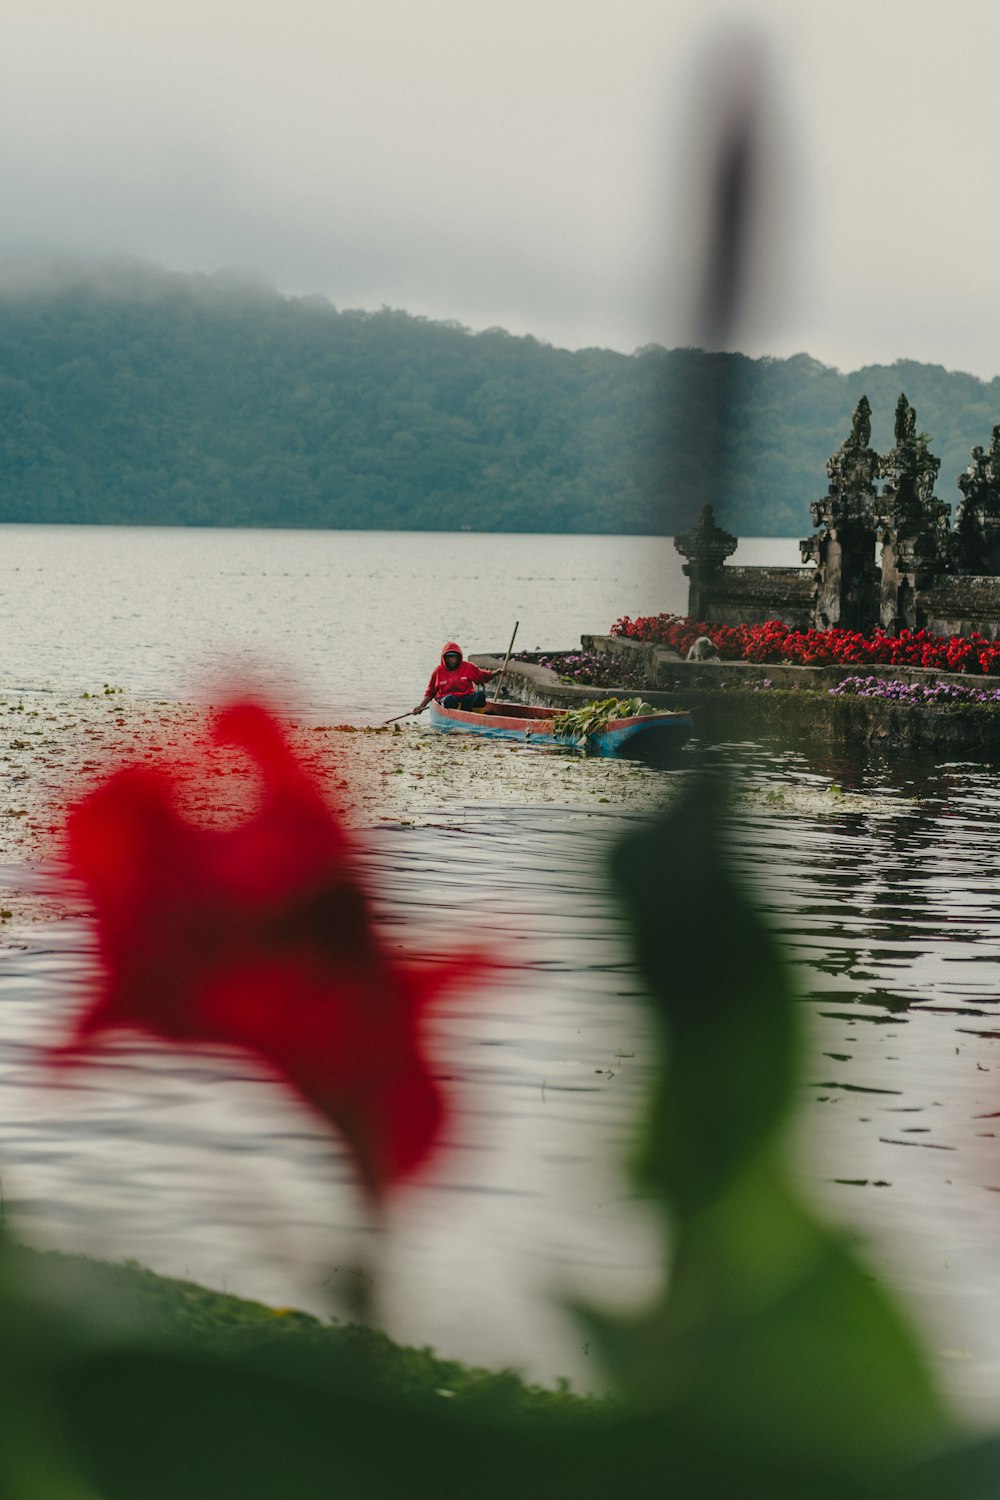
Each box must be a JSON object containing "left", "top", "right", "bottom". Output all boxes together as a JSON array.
[{"left": 610, "top": 614, "right": 1000, "bottom": 675}]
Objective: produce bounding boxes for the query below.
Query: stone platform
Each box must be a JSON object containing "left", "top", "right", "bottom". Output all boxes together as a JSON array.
[{"left": 472, "top": 647, "right": 1000, "bottom": 755}]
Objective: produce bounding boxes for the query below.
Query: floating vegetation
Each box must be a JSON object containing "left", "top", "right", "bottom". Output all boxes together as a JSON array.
[{"left": 734, "top": 782, "right": 914, "bottom": 817}]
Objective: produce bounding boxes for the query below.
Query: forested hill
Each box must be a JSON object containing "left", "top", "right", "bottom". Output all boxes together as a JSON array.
[{"left": 2, "top": 264, "right": 999, "bottom": 536}]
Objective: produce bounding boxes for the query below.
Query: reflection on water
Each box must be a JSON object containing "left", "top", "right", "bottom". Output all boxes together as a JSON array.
[
  {"left": 718, "top": 741, "right": 1000, "bottom": 1420},
  {"left": 4, "top": 742, "right": 1000, "bottom": 1412}
]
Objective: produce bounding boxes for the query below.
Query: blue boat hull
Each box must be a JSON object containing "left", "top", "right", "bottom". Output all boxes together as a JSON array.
[{"left": 427, "top": 700, "right": 693, "bottom": 759}]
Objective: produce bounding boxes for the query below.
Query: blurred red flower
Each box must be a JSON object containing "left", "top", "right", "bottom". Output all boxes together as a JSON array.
[{"left": 54, "top": 700, "right": 482, "bottom": 1199}]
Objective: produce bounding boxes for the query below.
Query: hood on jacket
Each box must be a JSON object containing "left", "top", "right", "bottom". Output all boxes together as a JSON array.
[{"left": 440, "top": 642, "right": 464, "bottom": 665}]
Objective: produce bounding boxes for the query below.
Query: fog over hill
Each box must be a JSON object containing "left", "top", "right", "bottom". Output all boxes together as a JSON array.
[{"left": 1, "top": 262, "right": 998, "bottom": 537}]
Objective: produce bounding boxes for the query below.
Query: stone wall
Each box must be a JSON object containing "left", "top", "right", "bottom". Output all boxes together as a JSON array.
[
  {"left": 692, "top": 556, "right": 1000, "bottom": 644},
  {"left": 697, "top": 566, "right": 815, "bottom": 628},
  {"left": 917, "top": 576, "right": 1000, "bottom": 639},
  {"left": 658, "top": 687, "right": 1000, "bottom": 752},
  {"left": 679, "top": 541, "right": 1000, "bottom": 643}
]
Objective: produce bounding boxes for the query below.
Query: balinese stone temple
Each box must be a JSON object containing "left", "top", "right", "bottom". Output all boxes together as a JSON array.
[{"left": 674, "top": 394, "right": 1000, "bottom": 638}]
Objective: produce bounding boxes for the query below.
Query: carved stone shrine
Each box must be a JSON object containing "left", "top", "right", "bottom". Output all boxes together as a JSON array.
[{"left": 675, "top": 392, "right": 1000, "bottom": 643}]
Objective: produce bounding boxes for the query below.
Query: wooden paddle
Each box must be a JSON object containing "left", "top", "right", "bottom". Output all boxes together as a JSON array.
[
  {"left": 381, "top": 710, "right": 415, "bottom": 725},
  {"left": 491, "top": 621, "right": 520, "bottom": 702}
]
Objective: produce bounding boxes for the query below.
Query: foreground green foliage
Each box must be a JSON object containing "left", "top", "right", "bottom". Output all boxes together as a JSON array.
[
  {"left": 2, "top": 261, "right": 1000, "bottom": 535},
  {"left": 10, "top": 1247, "right": 585, "bottom": 1419}
]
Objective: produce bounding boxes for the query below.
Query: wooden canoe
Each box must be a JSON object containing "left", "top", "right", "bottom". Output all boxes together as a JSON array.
[{"left": 427, "top": 699, "right": 693, "bottom": 758}]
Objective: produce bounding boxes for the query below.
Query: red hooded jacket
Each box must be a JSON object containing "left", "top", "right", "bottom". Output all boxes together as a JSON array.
[{"left": 425, "top": 643, "right": 490, "bottom": 701}]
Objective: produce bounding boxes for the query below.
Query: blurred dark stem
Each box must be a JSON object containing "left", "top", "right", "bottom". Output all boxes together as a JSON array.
[
  {"left": 669, "top": 50, "right": 766, "bottom": 527},
  {"left": 697, "top": 80, "right": 761, "bottom": 350}
]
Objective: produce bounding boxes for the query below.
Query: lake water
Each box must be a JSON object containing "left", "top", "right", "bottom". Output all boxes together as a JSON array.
[
  {"left": 0, "top": 525, "right": 799, "bottom": 718},
  {"left": 1, "top": 526, "right": 1000, "bottom": 1418}
]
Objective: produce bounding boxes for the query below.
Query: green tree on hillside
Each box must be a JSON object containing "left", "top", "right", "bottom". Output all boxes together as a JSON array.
[{"left": 0, "top": 263, "right": 998, "bottom": 535}]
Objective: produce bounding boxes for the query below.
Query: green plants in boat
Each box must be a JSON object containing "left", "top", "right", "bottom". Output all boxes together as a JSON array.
[{"left": 553, "top": 696, "right": 654, "bottom": 742}]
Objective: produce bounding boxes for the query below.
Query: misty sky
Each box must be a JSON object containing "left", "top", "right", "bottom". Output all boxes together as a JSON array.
[{"left": 5, "top": 0, "right": 1000, "bottom": 378}]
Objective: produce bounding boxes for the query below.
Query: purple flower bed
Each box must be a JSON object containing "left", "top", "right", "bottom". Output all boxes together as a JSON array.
[
  {"left": 515, "top": 650, "right": 649, "bottom": 690},
  {"left": 829, "top": 675, "right": 1000, "bottom": 706}
]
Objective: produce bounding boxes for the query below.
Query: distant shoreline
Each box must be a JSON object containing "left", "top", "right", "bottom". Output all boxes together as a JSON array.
[
  {"left": 0, "top": 520, "right": 798, "bottom": 542},
  {"left": 5, "top": 263, "right": 995, "bottom": 538}
]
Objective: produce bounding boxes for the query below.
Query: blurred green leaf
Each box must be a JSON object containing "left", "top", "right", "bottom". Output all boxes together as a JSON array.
[
  {"left": 612, "top": 774, "right": 799, "bottom": 1212},
  {"left": 0, "top": 1237, "right": 102, "bottom": 1499},
  {"left": 577, "top": 774, "right": 953, "bottom": 1481}
]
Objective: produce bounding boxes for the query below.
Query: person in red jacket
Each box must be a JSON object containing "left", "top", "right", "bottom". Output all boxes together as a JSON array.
[{"left": 413, "top": 642, "right": 496, "bottom": 714}]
